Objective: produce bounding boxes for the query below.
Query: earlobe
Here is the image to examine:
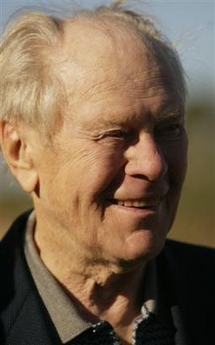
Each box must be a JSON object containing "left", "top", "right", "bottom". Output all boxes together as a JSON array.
[{"left": 0, "top": 121, "right": 39, "bottom": 194}]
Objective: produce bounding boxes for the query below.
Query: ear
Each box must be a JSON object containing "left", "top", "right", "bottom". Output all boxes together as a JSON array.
[{"left": 0, "top": 121, "right": 39, "bottom": 193}]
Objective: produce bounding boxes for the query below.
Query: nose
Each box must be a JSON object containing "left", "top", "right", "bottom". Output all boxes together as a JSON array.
[{"left": 124, "top": 133, "right": 168, "bottom": 181}]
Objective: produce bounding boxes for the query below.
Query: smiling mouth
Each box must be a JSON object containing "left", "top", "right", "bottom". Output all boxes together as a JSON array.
[{"left": 109, "top": 197, "right": 162, "bottom": 209}]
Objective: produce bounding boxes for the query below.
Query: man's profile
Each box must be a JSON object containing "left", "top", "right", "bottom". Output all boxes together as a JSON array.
[{"left": 0, "top": 2, "right": 214, "bottom": 345}]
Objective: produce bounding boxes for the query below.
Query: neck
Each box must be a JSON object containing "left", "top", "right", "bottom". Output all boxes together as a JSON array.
[{"left": 34, "top": 220, "right": 148, "bottom": 344}]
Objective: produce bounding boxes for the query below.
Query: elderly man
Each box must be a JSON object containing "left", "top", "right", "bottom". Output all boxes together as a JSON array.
[{"left": 0, "top": 3, "right": 214, "bottom": 345}]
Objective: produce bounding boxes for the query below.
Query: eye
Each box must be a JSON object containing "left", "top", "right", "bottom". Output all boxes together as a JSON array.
[
  {"left": 155, "top": 123, "right": 184, "bottom": 140},
  {"left": 107, "top": 130, "right": 126, "bottom": 138},
  {"left": 103, "top": 129, "right": 129, "bottom": 139},
  {"left": 98, "top": 128, "right": 135, "bottom": 147}
]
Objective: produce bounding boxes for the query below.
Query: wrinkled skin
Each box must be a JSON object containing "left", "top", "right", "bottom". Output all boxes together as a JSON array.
[
  {"left": 31, "top": 21, "right": 188, "bottom": 273},
  {"left": 0, "top": 19, "right": 188, "bottom": 344}
]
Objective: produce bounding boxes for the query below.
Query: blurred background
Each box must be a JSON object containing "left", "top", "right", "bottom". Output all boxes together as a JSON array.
[{"left": 0, "top": 0, "right": 214, "bottom": 246}]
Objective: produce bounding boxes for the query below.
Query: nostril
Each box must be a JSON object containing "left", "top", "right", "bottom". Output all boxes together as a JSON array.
[{"left": 125, "top": 151, "right": 168, "bottom": 182}]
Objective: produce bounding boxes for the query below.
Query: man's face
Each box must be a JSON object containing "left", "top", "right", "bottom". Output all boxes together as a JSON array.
[{"left": 33, "top": 24, "right": 188, "bottom": 267}]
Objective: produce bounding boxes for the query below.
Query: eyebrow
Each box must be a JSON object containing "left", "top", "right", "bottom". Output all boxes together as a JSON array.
[
  {"left": 87, "top": 113, "right": 134, "bottom": 131},
  {"left": 157, "top": 106, "right": 184, "bottom": 122},
  {"left": 83, "top": 105, "right": 184, "bottom": 132}
]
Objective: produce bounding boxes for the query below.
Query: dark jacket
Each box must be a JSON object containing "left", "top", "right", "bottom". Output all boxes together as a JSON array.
[{"left": 0, "top": 211, "right": 215, "bottom": 345}]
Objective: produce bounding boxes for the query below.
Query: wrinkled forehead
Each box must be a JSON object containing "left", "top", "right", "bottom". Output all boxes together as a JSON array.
[
  {"left": 60, "top": 17, "right": 151, "bottom": 75},
  {"left": 56, "top": 17, "right": 184, "bottom": 103}
]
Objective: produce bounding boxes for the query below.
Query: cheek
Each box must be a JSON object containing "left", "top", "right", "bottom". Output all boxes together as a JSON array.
[
  {"left": 46, "top": 144, "right": 126, "bottom": 206},
  {"left": 165, "top": 139, "right": 188, "bottom": 184},
  {"left": 71, "top": 144, "right": 125, "bottom": 188}
]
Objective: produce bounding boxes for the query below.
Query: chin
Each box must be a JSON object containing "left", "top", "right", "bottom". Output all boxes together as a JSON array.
[{"left": 122, "top": 229, "right": 167, "bottom": 263}]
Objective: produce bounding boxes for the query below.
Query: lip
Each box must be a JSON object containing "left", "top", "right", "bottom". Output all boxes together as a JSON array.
[
  {"left": 113, "top": 197, "right": 161, "bottom": 208},
  {"left": 108, "top": 203, "right": 159, "bottom": 218},
  {"left": 107, "top": 196, "right": 163, "bottom": 214}
]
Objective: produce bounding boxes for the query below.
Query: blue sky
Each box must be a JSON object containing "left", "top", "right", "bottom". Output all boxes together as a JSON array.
[{"left": 0, "top": 0, "right": 214, "bottom": 98}]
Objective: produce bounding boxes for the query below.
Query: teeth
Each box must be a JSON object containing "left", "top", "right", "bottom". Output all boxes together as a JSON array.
[
  {"left": 118, "top": 201, "right": 125, "bottom": 206},
  {"left": 123, "top": 201, "right": 133, "bottom": 207},
  {"left": 116, "top": 198, "right": 160, "bottom": 208}
]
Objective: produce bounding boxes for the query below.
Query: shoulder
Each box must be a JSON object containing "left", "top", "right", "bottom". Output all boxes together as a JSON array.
[
  {"left": 162, "top": 239, "right": 215, "bottom": 301},
  {"left": 0, "top": 210, "right": 32, "bottom": 294},
  {"left": 0, "top": 210, "right": 32, "bottom": 252},
  {"left": 160, "top": 241, "right": 215, "bottom": 344},
  {"left": 0, "top": 211, "right": 35, "bottom": 341},
  {"left": 164, "top": 238, "right": 215, "bottom": 270},
  {"left": 0, "top": 210, "right": 33, "bottom": 307},
  {"left": 0, "top": 209, "right": 32, "bottom": 289}
]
